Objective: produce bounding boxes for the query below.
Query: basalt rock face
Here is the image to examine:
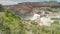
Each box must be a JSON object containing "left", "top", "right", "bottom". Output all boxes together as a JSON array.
[
  {"left": 3, "top": 2, "right": 60, "bottom": 13},
  {"left": 2, "top": 2, "right": 60, "bottom": 19}
]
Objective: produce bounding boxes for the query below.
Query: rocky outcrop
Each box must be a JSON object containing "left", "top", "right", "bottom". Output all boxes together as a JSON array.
[
  {"left": 3, "top": 2, "right": 60, "bottom": 14},
  {"left": 1, "top": 2, "right": 60, "bottom": 20}
]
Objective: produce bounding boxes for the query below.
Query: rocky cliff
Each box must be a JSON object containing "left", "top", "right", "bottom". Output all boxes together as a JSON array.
[
  {"left": 1, "top": 2, "right": 60, "bottom": 19},
  {"left": 3, "top": 2, "right": 60, "bottom": 14}
]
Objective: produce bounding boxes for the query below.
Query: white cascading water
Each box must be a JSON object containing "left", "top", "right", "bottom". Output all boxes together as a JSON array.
[
  {"left": 30, "top": 10, "right": 54, "bottom": 26},
  {"left": 30, "top": 14, "right": 40, "bottom": 20},
  {"left": 40, "top": 16, "right": 54, "bottom": 26}
]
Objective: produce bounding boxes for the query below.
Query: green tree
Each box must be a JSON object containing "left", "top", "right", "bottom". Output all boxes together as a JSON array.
[{"left": 3, "top": 10, "right": 21, "bottom": 34}]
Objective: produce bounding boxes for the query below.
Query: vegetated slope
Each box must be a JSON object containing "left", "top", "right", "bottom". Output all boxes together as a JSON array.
[{"left": 0, "top": 10, "right": 60, "bottom": 34}]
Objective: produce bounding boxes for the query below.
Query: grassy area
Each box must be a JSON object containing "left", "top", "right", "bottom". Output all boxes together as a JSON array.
[{"left": 0, "top": 10, "right": 60, "bottom": 34}]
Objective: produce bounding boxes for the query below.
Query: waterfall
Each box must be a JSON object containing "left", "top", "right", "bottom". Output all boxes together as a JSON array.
[
  {"left": 30, "top": 14, "right": 40, "bottom": 20},
  {"left": 29, "top": 9, "right": 54, "bottom": 26},
  {"left": 29, "top": 8, "right": 40, "bottom": 20}
]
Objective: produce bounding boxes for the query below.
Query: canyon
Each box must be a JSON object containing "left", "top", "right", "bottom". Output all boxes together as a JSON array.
[{"left": 0, "top": 2, "right": 60, "bottom": 26}]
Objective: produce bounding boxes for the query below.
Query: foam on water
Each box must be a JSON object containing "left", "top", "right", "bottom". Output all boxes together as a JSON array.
[
  {"left": 29, "top": 10, "right": 54, "bottom": 26},
  {"left": 30, "top": 14, "right": 40, "bottom": 20}
]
